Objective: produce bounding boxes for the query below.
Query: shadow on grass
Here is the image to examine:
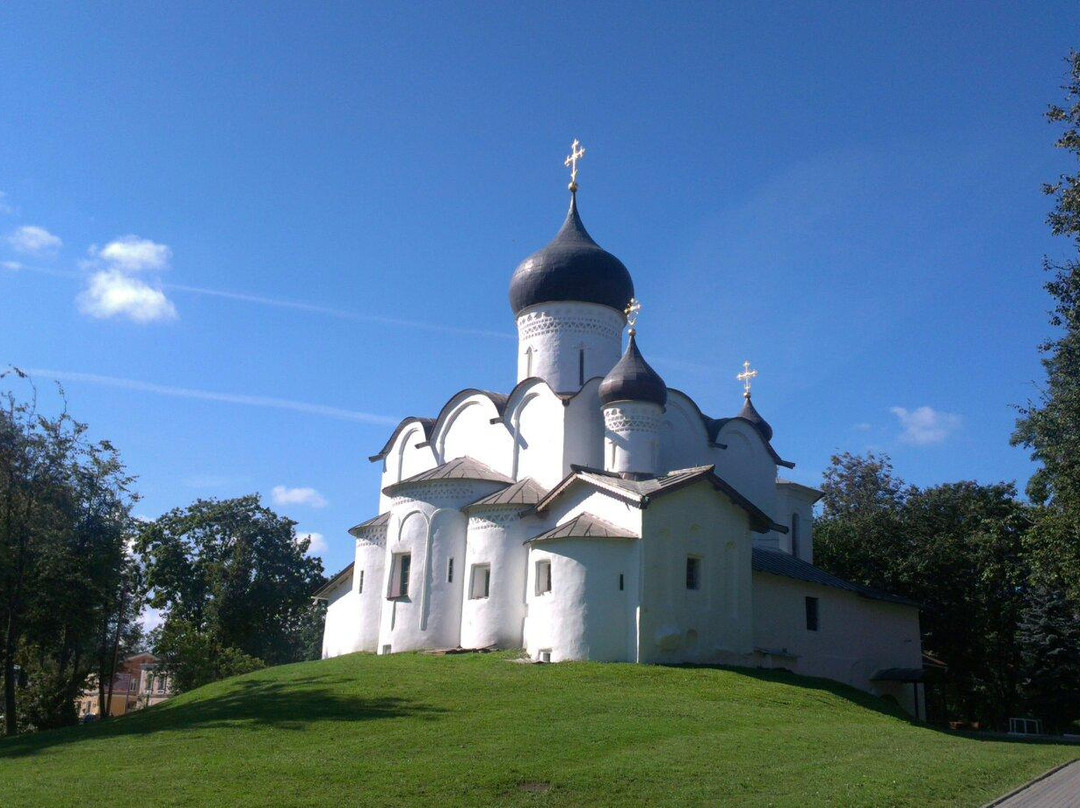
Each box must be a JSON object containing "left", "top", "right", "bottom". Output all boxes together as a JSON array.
[
  {"left": 675, "top": 664, "right": 1080, "bottom": 747},
  {"left": 0, "top": 675, "right": 444, "bottom": 759}
]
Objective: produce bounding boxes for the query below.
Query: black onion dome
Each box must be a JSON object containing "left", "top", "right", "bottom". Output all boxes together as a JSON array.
[
  {"left": 599, "top": 333, "right": 667, "bottom": 407},
  {"left": 737, "top": 395, "right": 774, "bottom": 442},
  {"left": 510, "top": 194, "right": 635, "bottom": 315}
]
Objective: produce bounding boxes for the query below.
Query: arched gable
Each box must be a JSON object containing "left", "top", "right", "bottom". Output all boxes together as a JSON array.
[
  {"left": 503, "top": 379, "right": 567, "bottom": 489},
  {"left": 712, "top": 419, "right": 777, "bottom": 518},
  {"left": 431, "top": 391, "right": 514, "bottom": 475},
  {"left": 659, "top": 389, "right": 713, "bottom": 473}
]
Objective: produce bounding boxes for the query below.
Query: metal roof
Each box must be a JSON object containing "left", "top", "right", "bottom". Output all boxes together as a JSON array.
[
  {"left": 526, "top": 512, "right": 638, "bottom": 544},
  {"left": 312, "top": 562, "right": 354, "bottom": 601},
  {"left": 465, "top": 477, "right": 548, "bottom": 510},
  {"left": 382, "top": 456, "right": 513, "bottom": 496},
  {"left": 599, "top": 332, "right": 667, "bottom": 407},
  {"left": 348, "top": 512, "right": 390, "bottom": 538},
  {"left": 751, "top": 547, "right": 919, "bottom": 608}
]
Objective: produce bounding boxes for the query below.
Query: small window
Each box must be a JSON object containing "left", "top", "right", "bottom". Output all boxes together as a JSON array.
[
  {"left": 805, "top": 596, "right": 819, "bottom": 631},
  {"left": 157, "top": 677, "right": 165, "bottom": 694},
  {"left": 535, "top": 560, "right": 552, "bottom": 595},
  {"left": 539, "top": 649, "right": 552, "bottom": 663},
  {"left": 448, "top": 558, "right": 454, "bottom": 583},
  {"left": 389, "top": 553, "right": 411, "bottom": 598},
  {"left": 791, "top": 513, "right": 801, "bottom": 558},
  {"left": 686, "top": 556, "right": 701, "bottom": 590},
  {"left": 470, "top": 564, "right": 491, "bottom": 599},
  {"left": 619, "top": 573, "right": 624, "bottom": 591},
  {"left": 525, "top": 346, "right": 534, "bottom": 377},
  {"left": 382, "top": 644, "right": 391, "bottom": 655},
  {"left": 578, "top": 346, "right": 586, "bottom": 386},
  {"left": 358, "top": 569, "right": 365, "bottom": 594}
]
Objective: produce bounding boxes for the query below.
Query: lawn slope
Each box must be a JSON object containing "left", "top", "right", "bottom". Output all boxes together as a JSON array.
[{"left": 0, "top": 652, "right": 1074, "bottom": 807}]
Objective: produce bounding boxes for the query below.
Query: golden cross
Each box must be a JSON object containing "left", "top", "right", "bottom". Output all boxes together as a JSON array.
[
  {"left": 565, "top": 139, "right": 586, "bottom": 191},
  {"left": 737, "top": 360, "right": 758, "bottom": 397},
  {"left": 624, "top": 297, "right": 641, "bottom": 331}
]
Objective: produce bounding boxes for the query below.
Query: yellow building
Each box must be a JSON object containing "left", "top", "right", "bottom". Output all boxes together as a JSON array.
[{"left": 76, "top": 653, "right": 173, "bottom": 720}]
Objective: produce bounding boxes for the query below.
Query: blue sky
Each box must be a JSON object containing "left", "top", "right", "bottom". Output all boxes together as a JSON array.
[{"left": 1, "top": 2, "right": 1078, "bottom": 577}]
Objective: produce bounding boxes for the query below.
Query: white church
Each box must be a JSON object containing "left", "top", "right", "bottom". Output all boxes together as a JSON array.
[{"left": 315, "top": 144, "right": 927, "bottom": 716}]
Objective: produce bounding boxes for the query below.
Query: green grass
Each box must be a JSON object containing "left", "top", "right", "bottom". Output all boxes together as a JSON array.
[{"left": 0, "top": 652, "right": 1074, "bottom": 807}]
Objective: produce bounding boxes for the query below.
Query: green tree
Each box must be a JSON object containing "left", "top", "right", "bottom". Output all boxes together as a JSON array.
[
  {"left": 138, "top": 495, "right": 325, "bottom": 692},
  {"left": 1016, "top": 585, "right": 1080, "bottom": 733}
]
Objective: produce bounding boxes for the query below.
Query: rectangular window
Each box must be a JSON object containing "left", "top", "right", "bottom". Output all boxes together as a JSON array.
[
  {"left": 470, "top": 564, "right": 491, "bottom": 599},
  {"left": 358, "top": 569, "right": 365, "bottom": 594},
  {"left": 686, "top": 556, "right": 701, "bottom": 590},
  {"left": 578, "top": 347, "right": 586, "bottom": 386},
  {"left": 805, "top": 596, "right": 819, "bottom": 631},
  {"left": 157, "top": 676, "right": 166, "bottom": 694},
  {"left": 535, "top": 559, "right": 552, "bottom": 595},
  {"left": 389, "top": 553, "right": 411, "bottom": 598},
  {"left": 619, "top": 573, "right": 624, "bottom": 591},
  {"left": 448, "top": 558, "right": 454, "bottom": 583}
]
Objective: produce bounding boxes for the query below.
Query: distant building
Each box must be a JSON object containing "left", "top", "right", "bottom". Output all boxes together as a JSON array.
[
  {"left": 316, "top": 146, "right": 926, "bottom": 718},
  {"left": 76, "top": 653, "right": 173, "bottom": 719}
]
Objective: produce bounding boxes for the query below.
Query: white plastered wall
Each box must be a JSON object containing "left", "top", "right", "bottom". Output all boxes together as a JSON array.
[
  {"left": 433, "top": 394, "right": 514, "bottom": 475},
  {"left": 603, "top": 400, "right": 663, "bottom": 475},
  {"left": 320, "top": 572, "right": 362, "bottom": 659},
  {"left": 771, "top": 484, "right": 817, "bottom": 562},
  {"left": 459, "top": 508, "right": 537, "bottom": 649},
  {"left": 712, "top": 421, "right": 777, "bottom": 521},
  {"left": 508, "top": 383, "right": 570, "bottom": 490},
  {"left": 638, "top": 481, "right": 755, "bottom": 664},
  {"left": 350, "top": 532, "right": 387, "bottom": 652},
  {"left": 658, "top": 392, "right": 712, "bottom": 473},
  {"left": 378, "top": 423, "right": 438, "bottom": 513},
  {"left": 515, "top": 302, "right": 625, "bottom": 393},
  {"left": 752, "top": 573, "right": 923, "bottom": 715}
]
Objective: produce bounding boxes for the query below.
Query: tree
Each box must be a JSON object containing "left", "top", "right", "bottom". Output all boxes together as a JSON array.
[
  {"left": 1016, "top": 585, "right": 1080, "bottom": 733},
  {"left": 0, "top": 370, "right": 137, "bottom": 734},
  {"left": 137, "top": 495, "right": 325, "bottom": 692}
]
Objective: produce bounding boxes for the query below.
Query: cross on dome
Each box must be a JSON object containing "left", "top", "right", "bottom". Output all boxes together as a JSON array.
[
  {"left": 624, "top": 297, "right": 641, "bottom": 334},
  {"left": 565, "top": 139, "right": 586, "bottom": 192},
  {"left": 737, "top": 360, "right": 758, "bottom": 398}
]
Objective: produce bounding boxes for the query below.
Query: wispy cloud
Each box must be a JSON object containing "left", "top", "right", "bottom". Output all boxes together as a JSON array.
[
  {"left": 890, "top": 406, "right": 961, "bottom": 446},
  {"left": 296, "top": 531, "right": 327, "bottom": 556},
  {"left": 1, "top": 260, "right": 22, "bottom": 271},
  {"left": 0, "top": 192, "right": 13, "bottom": 216},
  {"left": 25, "top": 368, "right": 401, "bottom": 425},
  {"left": 272, "top": 485, "right": 328, "bottom": 509},
  {"left": 7, "top": 225, "right": 62, "bottom": 255},
  {"left": 166, "top": 283, "right": 515, "bottom": 340},
  {"left": 78, "top": 269, "right": 178, "bottom": 323}
]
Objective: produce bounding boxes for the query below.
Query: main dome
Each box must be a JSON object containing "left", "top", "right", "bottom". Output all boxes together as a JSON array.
[{"left": 509, "top": 194, "right": 634, "bottom": 316}]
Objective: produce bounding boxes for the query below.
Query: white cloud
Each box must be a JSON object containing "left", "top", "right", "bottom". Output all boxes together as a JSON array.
[
  {"left": 96, "top": 235, "right": 172, "bottom": 272},
  {"left": 1, "top": 260, "right": 22, "bottom": 271},
  {"left": 890, "top": 406, "right": 961, "bottom": 446},
  {"left": 7, "top": 225, "right": 61, "bottom": 255},
  {"left": 140, "top": 606, "right": 164, "bottom": 633},
  {"left": 272, "top": 485, "right": 328, "bottom": 509},
  {"left": 77, "top": 269, "right": 178, "bottom": 323},
  {"left": 296, "top": 531, "right": 327, "bottom": 556}
]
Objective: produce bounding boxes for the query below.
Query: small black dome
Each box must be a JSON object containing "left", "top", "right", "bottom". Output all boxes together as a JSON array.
[
  {"left": 599, "top": 333, "right": 667, "bottom": 407},
  {"left": 509, "top": 194, "right": 634, "bottom": 315},
  {"left": 737, "top": 395, "right": 773, "bottom": 442}
]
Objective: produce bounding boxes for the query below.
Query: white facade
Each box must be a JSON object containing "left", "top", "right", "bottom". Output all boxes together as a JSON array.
[{"left": 316, "top": 186, "right": 925, "bottom": 716}]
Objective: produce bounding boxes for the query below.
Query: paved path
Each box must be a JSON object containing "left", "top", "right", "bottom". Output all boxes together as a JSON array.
[{"left": 990, "top": 760, "right": 1080, "bottom": 807}]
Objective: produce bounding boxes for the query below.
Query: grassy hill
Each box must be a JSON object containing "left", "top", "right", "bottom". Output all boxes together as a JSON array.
[{"left": 0, "top": 652, "right": 1074, "bottom": 807}]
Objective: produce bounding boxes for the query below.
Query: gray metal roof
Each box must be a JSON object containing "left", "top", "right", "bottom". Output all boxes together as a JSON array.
[
  {"left": 368, "top": 417, "right": 436, "bottom": 462},
  {"left": 348, "top": 512, "right": 390, "bottom": 537},
  {"left": 599, "top": 332, "right": 667, "bottom": 407},
  {"left": 536, "top": 465, "right": 783, "bottom": 535},
  {"left": 526, "top": 512, "right": 638, "bottom": 544},
  {"left": 383, "top": 456, "right": 513, "bottom": 496},
  {"left": 751, "top": 547, "right": 918, "bottom": 608},
  {"left": 465, "top": 477, "right": 548, "bottom": 510}
]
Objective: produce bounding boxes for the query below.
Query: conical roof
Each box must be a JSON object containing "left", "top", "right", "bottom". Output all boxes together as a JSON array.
[
  {"left": 509, "top": 193, "right": 634, "bottom": 315},
  {"left": 737, "top": 394, "right": 773, "bottom": 442},
  {"left": 599, "top": 333, "right": 667, "bottom": 407}
]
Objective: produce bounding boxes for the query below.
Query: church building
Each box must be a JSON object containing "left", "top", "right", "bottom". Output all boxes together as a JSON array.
[{"left": 315, "top": 143, "right": 925, "bottom": 716}]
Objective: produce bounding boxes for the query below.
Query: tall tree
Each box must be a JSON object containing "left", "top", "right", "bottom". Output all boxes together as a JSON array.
[{"left": 138, "top": 495, "right": 325, "bottom": 692}]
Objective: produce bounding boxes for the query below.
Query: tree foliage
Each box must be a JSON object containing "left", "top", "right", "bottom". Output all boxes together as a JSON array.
[
  {"left": 0, "top": 370, "right": 139, "bottom": 734},
  {"left": 137, "top": 495, "right": 325, "bottom": 692}
]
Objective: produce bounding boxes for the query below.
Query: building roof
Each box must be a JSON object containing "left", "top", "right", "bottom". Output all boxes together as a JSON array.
[
  {"left": 312, "top": 562, "right": 354, "bottom": 601},
  {"left": 734, "top": 394, "right": 773, "bottom": 442},
  {"left": 348, "top": 512, "right": 390, "bottom": 538},
  {"left": 534, "top": 465, "right": 785, "bottom": 535},
  {"left": 599, "top": 332, "right": 667, "bottom": 407},
  {"left": 509, "top": 193, "right": 635, "bottom": 316},
  {"left": 465, "top": 477, "right": 548, "bottom": 510},
  {"left": 368, "top": 417, "right": 436, "bottom": 462},
  {"left": 751, "top": 547, "right": 919, "bottom": 608},
  {"left": 526, "top": 512, "right": 639, "bottom": 544},
  {"left": 776, "top": 479, "right": 825, "bottom": 502},
  {"left": 382, "top": 456, "right": 513, "bottom": 496}
]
